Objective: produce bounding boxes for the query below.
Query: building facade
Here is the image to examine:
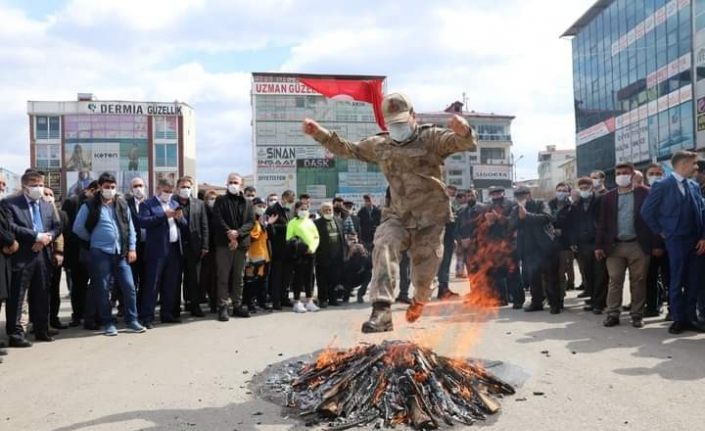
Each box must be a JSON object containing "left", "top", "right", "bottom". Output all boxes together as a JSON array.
[
  {"left": 27, "top": 94, "right": 195, "bottom": 200},
  {"left": 537, "top": 145, "right": 577, "bottom": 196},
  {"left": 418, "top": 102, "right": 515, "bottom": 201},
  {"left": 0, "top": 167, "right": 21, "bottom": 194},
  {"left": 564, "top": 0, "right": 698, "bottom": 177},
  {"left": 251, "top": 73, "right": 388, "bottom": 208}
]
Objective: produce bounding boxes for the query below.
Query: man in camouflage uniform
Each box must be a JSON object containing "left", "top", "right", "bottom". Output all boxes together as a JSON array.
[{"left": 303, "top": 93, "right": 477, "bottom": 333}]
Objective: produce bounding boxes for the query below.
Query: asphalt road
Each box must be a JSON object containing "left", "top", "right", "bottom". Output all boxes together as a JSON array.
[{"left": 2, "top": 277, "right": 705, "bottom": 431}]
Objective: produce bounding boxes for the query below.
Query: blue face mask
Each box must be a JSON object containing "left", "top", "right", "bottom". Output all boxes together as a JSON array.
[{"left": 389, "top": 122, "right": 414, "bottom": 142}]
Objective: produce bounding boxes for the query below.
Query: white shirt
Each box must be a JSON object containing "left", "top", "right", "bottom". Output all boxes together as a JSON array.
[
  {"left": 672, "top": 172, "right": 686, "bottom": 196},
  {"left": 160, "top": 200, "right": 179, "bottom": 243}
]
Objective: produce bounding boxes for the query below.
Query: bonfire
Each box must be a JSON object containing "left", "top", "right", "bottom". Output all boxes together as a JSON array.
[{"left": 277, "top": 340, "right": 515, "bottom": 430}]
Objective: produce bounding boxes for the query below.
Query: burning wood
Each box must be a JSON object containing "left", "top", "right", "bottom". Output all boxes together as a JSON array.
[{"left": 277, "top": 341, "right": 515, "bottom": 429}]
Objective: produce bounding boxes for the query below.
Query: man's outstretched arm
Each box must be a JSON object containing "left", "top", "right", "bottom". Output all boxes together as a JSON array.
[{"left": 303, "top": 118, "right": 380, "bottom": 164}]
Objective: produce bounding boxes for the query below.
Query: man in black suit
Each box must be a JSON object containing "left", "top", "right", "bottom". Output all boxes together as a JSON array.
[
  {"left": 61, "top": 180, "right": 99, "bottom": 329},
  {"left": 265, "top": 189, "right": 295, "bottom": 310},
  {"left": 2, "top": 170, "right": 62, "bottom": 346},
  {"left": 126, "top": 177, "right": 147, "bottom": 314},
  {"left": 314, "top": 202, "right": 346, "bottom": 307},
  {"left": 174, "top": 176, "right": 209, "bottom": 317}
]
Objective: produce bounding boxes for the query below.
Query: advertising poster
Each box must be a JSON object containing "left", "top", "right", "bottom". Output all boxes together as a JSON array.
[
  {"left": 120, "top": 142, "right": 148, "bottom": 171},
  {"left": 64, "top": 143, "right": 93, "bottom": 171},
  {"left": 66, "top": 171, "right": 103, "bottom": 198}
]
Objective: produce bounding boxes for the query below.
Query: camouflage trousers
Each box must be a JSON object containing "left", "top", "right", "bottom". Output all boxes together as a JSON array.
[{"left": 369, "top": 218, "right": 445, "bottom": 304}]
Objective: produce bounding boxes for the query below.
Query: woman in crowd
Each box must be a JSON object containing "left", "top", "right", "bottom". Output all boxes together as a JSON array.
[{"left": 286, "top": 201, "right": 320, "bottom": 313}]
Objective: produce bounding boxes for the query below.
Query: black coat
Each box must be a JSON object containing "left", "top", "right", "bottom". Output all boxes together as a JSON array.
[
  {"left": 511, "top": 200, "right": 557, "bottom": 259},
  {"left": 0, "top": 204, "right": 16, "bottom": 300},
  {"left": 358, "top": 205, "right": 381, "bottom": 243},
  {"left": 212, "top": 192, "right": 254, "bottom": 250},
  {"left": 61, "top": 195, "right": 84, "bottom": 270},
  {"left": 548, "top": 198, "right": 573, "bottom": 251},
  {"left": 265, "top": 202, "right": 292, "bottom": 256},
  {"left": 126, "top": 196, "right": 145, "bottom": 243},
  {"left": 568, "top": 196, "right": 601, "bottom": 247},
  {"left": 175, "top": 197, "right": 209, "bottom": 254},
  {"left": 314, "top": 216, "right": 346, "bottom": 266}
]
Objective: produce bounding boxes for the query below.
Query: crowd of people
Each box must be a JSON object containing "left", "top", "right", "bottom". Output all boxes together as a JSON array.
[{"left": 2, "top": 148, "right": 705, "bottom": 361}]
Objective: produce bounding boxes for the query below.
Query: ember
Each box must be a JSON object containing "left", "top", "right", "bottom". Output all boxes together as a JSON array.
[{"left": 279, "top": 341, "right": 515, "bottom": 430}]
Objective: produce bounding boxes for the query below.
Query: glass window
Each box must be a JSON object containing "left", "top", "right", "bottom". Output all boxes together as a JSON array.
[
  {"left": 154, "top": 116, "right": 178, "bottom": 140},
  {"left": 35, "top": 116, "right": 60, "bottom": 140},
  {"left": 480, "top": 148, "right": 506, "bottom": 164},
  {"left": 155, "top": 143, "right": 177, "bottom": 168}
]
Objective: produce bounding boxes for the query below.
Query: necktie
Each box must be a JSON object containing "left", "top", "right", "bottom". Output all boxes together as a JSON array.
[{"left": 31, "top": 201, "right": 43, "bottom": 233}]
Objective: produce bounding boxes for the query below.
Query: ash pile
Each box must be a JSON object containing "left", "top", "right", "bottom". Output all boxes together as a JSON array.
[{"left": 263, "top": 340, "right": 515, "bottom": 430}]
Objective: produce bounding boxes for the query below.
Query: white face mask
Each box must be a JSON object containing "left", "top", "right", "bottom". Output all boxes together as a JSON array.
[
  {"left": 227, "top": 184, "right": 240, "bottom": 195},
  {"left": 102, "top": 188, "right": 117, "bottom": 200},
  {"left": 579, "top": 190, "right": 592, "bottom": 199},
  {"left": 615, "top": 175, "right": 632, "bottom": 188},
  {"left": 592, "top": 178, "right": 603, "bottom": 188},
  {"left": 389, "top": 122, "right": 414, "bottom": 142},
  {"left": 26, "top": 186, "right": 44, "bottom": 201},
  {"left": 207, "top": 198, "right": 216, "bottom": 208},
  {"left": 284, "top": 201, "right": 294, "bottom": 209},
  {"left": 297, "top": 210, "right": 309, "bottom": 219},
  {"left": 160, "top": 192, "right": 172, "bottom": 203},
  {"left": 322, "top": 213, "right": 333, "bottom": 220},
  {"left": 268, "top": 199, "right": 278, "bottom": 207},
  {"left": 132, "top": 186, "right": 145, "bottom": 199},
  {"left": 647, "top": 175, "right": 662, "bottom": 185},
  {"left": 43, "top": 195, "right": 55, "bottom": 204},
  {"left": 255, "top": 207, "right": 266, "bottom": 216},
  {"left": 555, "top": 191, "right": 569, "bottom": 201},
  {"left": 178, "top": 187, "right": 192, "bottom": 199},
  {"left": 246, "top": 195, "right": 255, "bottom": 201}
]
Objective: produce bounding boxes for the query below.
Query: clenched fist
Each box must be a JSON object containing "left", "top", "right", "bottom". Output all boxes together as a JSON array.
[
  {"left": 302, "top": 118, "right": 322, "bottom": 136},
  {"left": 448, "top": 114, "right": 470, "bottom": 137}
]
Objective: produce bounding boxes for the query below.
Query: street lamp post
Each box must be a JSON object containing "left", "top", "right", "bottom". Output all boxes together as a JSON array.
[{"left": 512, "top": 153, "right": 524, "bottom": 186}]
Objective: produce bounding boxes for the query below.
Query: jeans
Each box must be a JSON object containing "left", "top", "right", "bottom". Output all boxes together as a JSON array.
[{"left": 88, "top": 248, "right": 138, "bottom": 326}]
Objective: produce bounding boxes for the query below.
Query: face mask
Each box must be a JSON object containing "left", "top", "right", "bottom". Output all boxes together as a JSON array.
[
  {"left": 26, "top": 186, "right": 44, "bottom": 201},
  {"left": 556, "top": 191, "right": 569, "bottom": 201},
  {"left": 284, "top": 202, "right": 294, "bottom": 209},
  {"left": 389, "top": 122, "right": 414, "bottom": 142},
  {"left": 43, "top": 195, "right": 55, "bottom": 204},
  {"left": 592, "top": 179, "right": 603, "bottom": 188},
  {"left": 227, "top": 184, "right": 240, "bottom": 195},
  {"left": 615, "top": 175, "right": 632, "bottom": 188},
  {"left": 102, "top": 188, "right": 117, "bottom": 200},
  {"left": 178, "top": 187, "right": 192, "bottom": 199},
  {"left": 579, "top": 190, "right": 592, "bottom": 199},
  {"left": 207, "top": 198, "right": 216, "bottom": 208},
  {"left": 246, "top": 196, "right": 255, "bottom": 201},
  {"left": 255, "top": 207, "right": 266, "bottom": 216},
  {"left": 491, "top": 196, "right": 504, "bottom": 203},
  {"left": 268, "top": 200, "right": 278, "bottom": 207},
  {"left": 160, "top": 192, "right": 172, "bottom": 203},
  {"left": 322, "top": 213, "right": 333, "bottom": 220},
  {"left": 298, "top": 210, "right": 309, "bottom": 219},
  {"left": 132, "top": 186, "right": 145, "bottom": 199},
  {"left": 647, "top": 175, "right": 662, "bottom": 185}
]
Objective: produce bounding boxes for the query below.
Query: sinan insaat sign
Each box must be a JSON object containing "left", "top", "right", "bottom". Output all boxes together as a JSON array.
[{"left": 81, "top": 102, "right": 183, "bottom": 116}]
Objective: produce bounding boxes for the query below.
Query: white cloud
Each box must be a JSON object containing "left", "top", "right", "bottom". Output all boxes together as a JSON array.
[{"left": 0, "top": 0, "right": 594, "bottom": 186}]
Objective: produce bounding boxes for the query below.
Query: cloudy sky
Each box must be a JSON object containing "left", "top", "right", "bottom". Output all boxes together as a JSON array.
[{"left": 0, "top": 0, "right": 594, "bottom": 184}]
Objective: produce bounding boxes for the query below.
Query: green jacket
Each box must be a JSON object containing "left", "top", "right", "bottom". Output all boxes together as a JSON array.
[{"left": 286, "top": 216, "right": 320, "bottom": 254}]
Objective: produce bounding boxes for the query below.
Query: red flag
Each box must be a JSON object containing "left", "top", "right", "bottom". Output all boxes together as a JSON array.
[{"left": 299, "top": 78, "right": 386, "bottom": 131}]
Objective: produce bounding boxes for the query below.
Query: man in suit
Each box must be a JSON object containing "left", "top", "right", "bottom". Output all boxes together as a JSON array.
[
  {"left": 73, "top": 172, "right": 145, "bottom": 336},
  {"left": 314, "top": 202, "right": 346, "bottom": 307},
  {"left": 0, "top": 174, "right": 19, "bottom": 358},
  {"left": 138, "top": 178, "right": 186, "bottom": 327},
  {"left": 643, "top": 164, "right": 669, "bottom": 318},
  {"left": 265, "top": 189, "right": 295, "bottom": 310},
  {"left": 213, "top": 173, "right": 255, "bottom": 321},
  {"left": 62, "top": 180, "right": 99, "bottom": 329},
  {"left": 174, "top": 176, "right": 209, "bottom": 317},
  {"left": 2, "top": 170, "right": 62, "bottom": 346},
  {"left": 641, "top": 151, "right": 705, "bottom": 334},
  {"left": 126, "top": 177, "right": 147, "bottom": 315},
  {"left": 597, "top": 163, "right": 661, "bottom": 329},
  {"left": 358, "top": 195, "right": 381, "bottom": 249}
]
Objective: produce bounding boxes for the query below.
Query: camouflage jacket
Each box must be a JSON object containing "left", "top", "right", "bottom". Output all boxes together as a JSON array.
[{"left": 312, "top": 124, "right": 477, "bottom": 229}]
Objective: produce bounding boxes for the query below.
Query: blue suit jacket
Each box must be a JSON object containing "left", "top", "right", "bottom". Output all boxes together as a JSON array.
[
  {"left": 641, "top": 175, "right": 705, "bottom": 241},
  {"left": 138, "top": 196, "right": 186, "bottom": 260},
  {"left": 1, "top": 194, "right": 62, "bottom": 270}
]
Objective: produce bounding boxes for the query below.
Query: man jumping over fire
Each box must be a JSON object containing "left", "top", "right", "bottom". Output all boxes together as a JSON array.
[{"left": 302, "top": 93, "right": 477, "bottom": 333}]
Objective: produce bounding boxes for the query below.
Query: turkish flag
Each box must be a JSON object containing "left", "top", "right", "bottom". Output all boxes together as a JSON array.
[{"left": 299, "top": 78, "right": 386, "bottom": 131}]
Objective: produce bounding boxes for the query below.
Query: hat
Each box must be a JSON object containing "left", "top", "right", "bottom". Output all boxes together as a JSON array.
[
  {"left": 487, "top": 186, "right": 505, "bottom": 194},
  {"left": 343, "top": 200, "right": 354, "bottom": 206},
  {"left": 513, "top": 187, "right": 531, "bottom": 196},
  {"left": 381, "top": 93, "right": 413, "bottom": 124},
  {"left": 252, "top": 197, "right": 265, "bottom": 206}
]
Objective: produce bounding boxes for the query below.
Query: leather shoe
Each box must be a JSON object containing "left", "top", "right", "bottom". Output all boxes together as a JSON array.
[
  {"left": 161, "top": 317, "right": 182, "bottom": 324},
  {"left": 669, "top": 321, "right": 686, "bottom": 334},
  {"left": 603, "top": 316, "right": 620, "bottom": 327},
  {"left": 69, "top": 318, "right": 81, "bottom": 327},
  {"left": 232, "top": 306, "right": 251, "bottom": 318},
  {"left": 35, "top": 332, "right": 55, "bottom": 342},
  {"left": 643, "top": 309, "right": 661, "bottom": 318},
  {"left": 549, "top": 306, "right": 561, "bottom": 315},
  {"left": 512, "top": 303, "right": 524, "bottom": 310},
  {"left": 361, "top": 302, "right": 393, "bottom": 333},
  {"left": 51, "top": 320, "right": 69, "bottom": 330},
  {"left": 190, "top": 306, "right": 205, "bottom": 318},
  {"left": 632, "top": 318, "right": 644, "bottom": 328},
  {"left": 9, "top": 338, "right": 32, "bottom": 348},
  {"left": 592, "top": 308, "right": 603, "bottom": 315},
  {"left": 48, "top": 328, "right": 60, "bottom": 336},
  {"left": 217, "top": 307, "right": 230, "bottom": 322},
  {"left": 524, "top": 304, "right": 544, "bottom": 312}
]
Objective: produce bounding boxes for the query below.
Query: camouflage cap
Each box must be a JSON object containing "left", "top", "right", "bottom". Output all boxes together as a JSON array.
[{"left": 381, "top": 93, "right": 413, "bottom": 124}]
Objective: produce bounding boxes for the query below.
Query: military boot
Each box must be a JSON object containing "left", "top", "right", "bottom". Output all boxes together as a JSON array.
[
  {"left": 405, "top": 299, "right": 425, "bottom": 323},
  {"left": 361, "top": 302, "right": 393, "bottom": 333}
]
